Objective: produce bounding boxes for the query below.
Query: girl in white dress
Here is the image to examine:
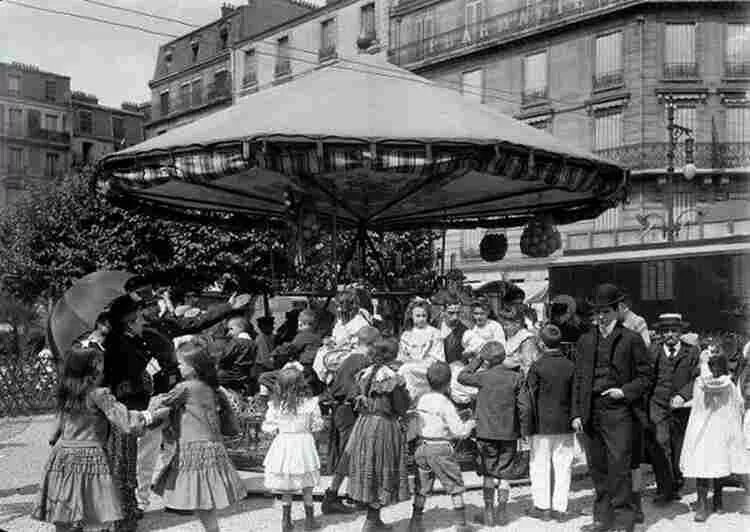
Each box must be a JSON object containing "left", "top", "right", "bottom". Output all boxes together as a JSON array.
[
  {"left": 462, "top": 298, "right": 506, "bottom": 355},
  {"left": 263, "top": 367, "right": 325, "bottom": 531},
  {"left": 680, "top": 352, "right": 750, "bottom": 522},
  {"left": 397, "top": 298, "right": 445, "bottom": 400}
]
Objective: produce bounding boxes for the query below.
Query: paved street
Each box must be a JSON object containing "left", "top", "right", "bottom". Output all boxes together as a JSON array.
[{"left": 1, "top": 415, "right": 748, "bottom": 532}]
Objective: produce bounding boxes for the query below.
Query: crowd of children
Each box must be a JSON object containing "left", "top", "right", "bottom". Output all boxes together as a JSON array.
[{"left": 31, "top": 283, "right": 750, "bottom": 532}]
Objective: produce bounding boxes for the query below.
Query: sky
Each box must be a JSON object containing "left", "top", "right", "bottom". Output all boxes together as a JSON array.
[{"left": 0, "top": 0, "right": 310, "bottom": 107}]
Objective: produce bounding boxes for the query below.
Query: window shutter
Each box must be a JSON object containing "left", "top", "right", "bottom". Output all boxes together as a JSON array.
[
  {"left": 665, "top": 24, "right": 695, "bottom": 64},
  {"left": 524, "top": 52, "right": 547, "bottom": 92},
  {"left": 595, "top": 31, "right": 622, "bottom": 76}
]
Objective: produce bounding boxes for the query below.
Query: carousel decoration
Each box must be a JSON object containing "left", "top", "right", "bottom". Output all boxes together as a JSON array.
[
  {"left": 479, "top": 233, "right": 508, "bottom": 262},
  {"left": 519, "top": 215, "right": 562, "bottom": 258}
]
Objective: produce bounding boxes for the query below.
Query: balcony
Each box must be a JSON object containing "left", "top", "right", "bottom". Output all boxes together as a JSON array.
[
  {"left": 725, "top": 60, "right": 750, "bottom": 78},
  {"left": 595, "top": 142, "right": 750, "bottom": 171},
  {"left": 389, "top": 0, "right": 632, "bottom": 66},
  {"left": 29, "top": 128, "right": 71, "bottom": 144},
  {"left": 274, "top": 61, "right": 292, "bottom": 81},
  {"left": 522, "top": 87, "right": 548, "bottom": 106},
  {"left": 318, "top": 45, "right": 338, "bottom": 63},
  {"left": 207, "top": 82, "right": 231, "bottom": 102},
  {"left": 663, "top": 62, "right": 699, "bottom": 79},
  {"left": 593, "top": 69, "right": 624, "bottom": 91}
]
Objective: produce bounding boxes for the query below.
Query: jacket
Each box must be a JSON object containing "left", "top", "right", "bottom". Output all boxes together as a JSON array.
[
  {"left": 458, "top": 358, "right": 522, "bottom": 440},
  {"left": 519, "top": 349, "right": 575, "bottom": 436},
  {"left": 647, "top": 341, "right": 699, "bottom": 405},
  {"left": 571, "top": 323, "right": 653, "bottom": 427}
]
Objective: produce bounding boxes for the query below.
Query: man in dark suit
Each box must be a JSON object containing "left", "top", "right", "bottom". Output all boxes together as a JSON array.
[
  {"left": 571, "top": 284, "right": 652, "bottom": 532},
  {"left": 644, "top": 313, "right": 699, "bottom": 503},
  {"left": 440, "top": 294, "right": 468, "bottom": 364}
]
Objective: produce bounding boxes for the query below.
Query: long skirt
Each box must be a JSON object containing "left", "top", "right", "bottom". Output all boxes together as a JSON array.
[
  {"left": 33, "top": 441, "right": 122, "bottom": 528},
  {"left": 153, "top": 440, "right": 247, "bottom": 510},
  {"left": 338, "top": 414, "right": 410, "bottom": 508},
  {"left": 107, "top": 426, "right": 139, "bottom": 532}
]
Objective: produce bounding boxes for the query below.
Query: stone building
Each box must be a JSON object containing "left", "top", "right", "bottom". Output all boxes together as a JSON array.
[
  {"left": 388, "top": 0, "right": 750, "bottom": 328},
  {"left": 144, "top": 1, "right": 314, "bottom": 139},
  {"left": 0, "top": 62, "right": 72, "bottom": 208}
]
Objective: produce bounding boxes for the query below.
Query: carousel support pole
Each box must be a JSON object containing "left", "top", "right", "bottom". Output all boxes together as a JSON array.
[
  {"left": 333, "top": 232, "right": 359, "bottom": 289},
  {"left": 364, "top": 232, "right": 394, "bottom": 292},
  {"left": 357, "top": 224, "right": 368, "bottom": 281},
  {"left": 440, "top": 227, "right": 447, "bottom": 278},
  {"left": 263, "top": 293, "right": 270, "bottom": 317},
  {"left": 331, "top": 207, "right": 338, "bottom": 290}
]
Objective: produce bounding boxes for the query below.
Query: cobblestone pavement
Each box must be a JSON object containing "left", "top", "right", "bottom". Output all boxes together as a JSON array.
[{"left": 2, "top": 415, "right": 749, "bottom": 532}]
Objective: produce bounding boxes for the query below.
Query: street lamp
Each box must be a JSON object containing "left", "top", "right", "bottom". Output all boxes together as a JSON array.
[{"left": 663, "top": 96, "right": 697, "bottom": 242}]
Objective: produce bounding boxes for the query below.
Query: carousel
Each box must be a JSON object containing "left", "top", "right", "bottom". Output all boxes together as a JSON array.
[{"left": 94, "top": 56, "right": 628, "bottom": 471}]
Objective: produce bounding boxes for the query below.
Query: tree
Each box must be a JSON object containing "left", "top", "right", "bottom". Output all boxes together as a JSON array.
[{"left": 0, "top": 169, "right": 438, "bottom": 303}]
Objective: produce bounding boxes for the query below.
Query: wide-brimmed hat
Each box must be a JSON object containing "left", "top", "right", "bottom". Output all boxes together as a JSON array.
[
  {"left": 591, "top": 283, "right": 625, "bottom": 309},
  {"left": 652, "top": 313, "right": 690, "bottom": 331},
  {"left": 107, "top": 294, "right": 144, "bottom": 323}
]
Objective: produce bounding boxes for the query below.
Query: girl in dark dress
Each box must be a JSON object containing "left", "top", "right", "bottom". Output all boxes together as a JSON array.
[{"left": 339, "top": 338, "right": 411, "bottom": 531}]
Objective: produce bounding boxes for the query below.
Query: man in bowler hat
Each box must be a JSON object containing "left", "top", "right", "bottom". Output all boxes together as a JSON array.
[
  {"left": 644, "top": 313, "right": 699, "bottom": 503},
  {"left": 571, "top": 284, "right": 652, "bottom": 532}
]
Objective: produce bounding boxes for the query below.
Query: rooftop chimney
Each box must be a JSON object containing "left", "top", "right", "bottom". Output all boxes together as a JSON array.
[{"left": 221, "top": 3, "right": 235, "bottom": 18}]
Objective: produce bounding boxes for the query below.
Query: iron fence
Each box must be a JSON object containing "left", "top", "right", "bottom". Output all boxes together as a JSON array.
[{"left": 595, "top": 142, "right": 750, "bottom": 170}]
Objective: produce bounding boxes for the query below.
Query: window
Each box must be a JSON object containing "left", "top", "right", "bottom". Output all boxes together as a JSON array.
[
  {"left": 641, "top": 260, "right": 675, "bottom": 301},
  {"left": 414, "top": 12, "right": 435, "bottom": 59},
  {"left": 219, "top": 27, "right": 229, "bottom": 50},
  {"left": 82, "top": 142, "right": 93, "bottom": 164},
  {"left": 8, "top": 74, "right": 20, "bottom": 96},
  {"left": 45, "top": 114, "right": 58, "bottom": 131},
  {"left": 8, "top": 108, "right": 23, "bottom": 135},
  {"left": 79, "top": 110, "right": 93, "bottom": 134},
  {"left": 27, "top": 109, "right": 40, "bottom": 135},
  {"left": 320, "top": 19, "right": 337, "bottom": 60},
  {"left": 523, "top": 51, "right": 548, "bottom": 104},
  {"left": 212, "top": 70, "right": 229, "bottom": 98},
  {"left": 159, "top": 91, "right": 170, "bottom": 116},
  {"left": 191, "top": 79, "right": 202, "bottom": 106},
  {"left": 594, "top": 31, "right": 623, "bottom": 90},
  {"left": 360, "top": 3, "right": 376, "bottom": 38},
  {"left": 276, "top": 36, "right": 291, "bottom": 77},
  {"left": 665, "top": 104, "right": 696, "bottom": 167},
  {"left": 594, "top": 206, "right": 621, "bottom": 232},
  {"left": 243, "top": 50, "right": 257, "bottom": 86},
  {"left": 179, "top": 83, "right": 191, "bottom": 109},
  {"left": 594, "top": 109, "right": 623, "bottom": 150},
  {"left": 726, "top": 107, "right": 750, "bottom": 142},
  {"left": 191, "top": 40, "right": 200, "bottom": 63},
  {"left": 461, "top": 69, "right": 483, "bottom": 104},
  {"left": 9, "top": 147, "right": 24, "bottom": 171},
  {"left": 664, "top": 23, "right": 697, "bottom": 78},
  {"left": 726, "top": 24, "right": 750, "bottom": 76},
  {"left": 464, "top": 0, "right": 483, "bottom": 42},
  {"left": 112, "top": 116, "right": 125, "bottom": 139},
  {"left": 45, "top": 80, "right": 56, "bottom": 102},
  {"left": 45, "top": 153, "right": 60, "bottom": 177}
]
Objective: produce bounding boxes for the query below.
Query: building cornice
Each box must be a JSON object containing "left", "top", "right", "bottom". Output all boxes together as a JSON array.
[
  {"left": 149, "top": 51, "right": 230, "bottom": 89},
  {"left": 72, "top": 101, "right": 145, "bottom": 118},
  {"left": 0, "top": 95, "right": 70, "bottom": 112},
  {"left": 234, "top": 0, "right": 364, "bottom": 48}
]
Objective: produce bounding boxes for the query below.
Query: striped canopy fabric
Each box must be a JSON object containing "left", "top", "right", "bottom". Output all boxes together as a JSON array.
[{"left": 97, "top": 57, "right": 628, "bottom": 231}]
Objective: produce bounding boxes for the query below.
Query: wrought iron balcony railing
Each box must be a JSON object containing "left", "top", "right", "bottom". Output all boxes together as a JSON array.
[
  {"left": 388, "top": 0, "right": 630, "bottom": 66},
  {"left": 663, "top": 62, "right": 699, "bottom": 79},
  {"left": 593, "top": 69, "right": 624, "bottom": 91},
  {"left": 206, "top": 82, "right": 231, "bottom": 102},
  {"left": 28, "top": 128, "right": 71, "bottom": 144},
  {"left": 595, "top": 142, "right": 750, "bottom": 170},
  {"left": 725, "top": 60, "right": 750, "bottom": 78},
  {"left": 522, "top": 87, "right": 548, "bottom": 106}
]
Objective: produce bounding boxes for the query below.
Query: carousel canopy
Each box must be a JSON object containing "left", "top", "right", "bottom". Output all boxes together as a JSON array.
[{"left": 97, "top": 57, "right": 627, "bottom": 231}]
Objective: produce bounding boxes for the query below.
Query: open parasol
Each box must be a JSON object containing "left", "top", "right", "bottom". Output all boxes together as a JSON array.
[{"left": 47, "top": 270, "right": 136, "bottom": 360}]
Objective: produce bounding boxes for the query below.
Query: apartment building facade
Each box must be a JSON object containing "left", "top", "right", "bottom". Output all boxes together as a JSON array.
[
  {"left": 144, "top": 0, "right": 314, "bottom": 139},
  {"left": 0, "top": 62, "right": 72, "bottom": 208},
  {"left": 233, "top": 0, "right": 390, "bottom": 99},
  {"left": 388, "top": 0, "right": 750, "bottom": 327},
  {"left": 71, "top": 92, "right": 146, "bottom": 168}
]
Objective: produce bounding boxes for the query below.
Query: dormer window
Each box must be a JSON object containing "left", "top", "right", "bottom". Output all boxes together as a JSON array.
[
  {"left": 191, "top": 40, "right": 200, "bottom": 62},
  {"left": 164, "top": 48, "right": 174, "bottom": 70}
]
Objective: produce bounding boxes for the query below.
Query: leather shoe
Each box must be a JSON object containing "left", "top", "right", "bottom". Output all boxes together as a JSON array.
[
  {"left": 526, "top": 507, "right": 551, "bottom": 520},
  {"left": 580, "top": 521, "right": 611, "bottom": 532},
  {"left": 653, "top": 493, "right": 679, "bottom": 506}
]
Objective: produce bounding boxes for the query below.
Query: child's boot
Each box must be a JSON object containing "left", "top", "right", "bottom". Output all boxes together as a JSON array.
[
  {"left": 453, "top": 506, "right": 474, "bottom": 532},
  {"left": 496, "top": 487, "right": 509, "bottom": 525},
  {"left": 304, "top": 505, "right": 321, "bottom": 530},
  {"left": 282, "top": 504, "right": 294, "bottom": 532},
  {"left": 362, "top": 507, "right": 392, "bottom": 531},
  {"left": 712, "top": 478, "right": 724, "bottom": 512},
  {"left": 632, "top": 491, "right": 644, "bottom": 523},
  {"left": 694, "top": 479, "right": 709, "bottom": 522},
  {"left": 480, "top": 487, "right": 496, "bottom": 526},
  {"left": 408, "top": 505, "right": 425, "bottom": 532},
  {"left": 321, "top": 488, "right": 355, "bottom": 514}
]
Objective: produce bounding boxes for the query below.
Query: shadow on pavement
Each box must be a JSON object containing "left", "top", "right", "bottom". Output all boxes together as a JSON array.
[
  {"left": 142, "top": 496, "right": 276, "bottom": 531},
  {"left": 0, "top": 500, "right": 35, "bottom": 526}
]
